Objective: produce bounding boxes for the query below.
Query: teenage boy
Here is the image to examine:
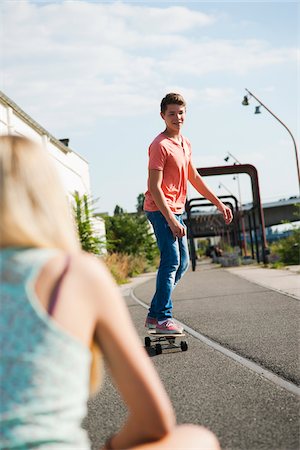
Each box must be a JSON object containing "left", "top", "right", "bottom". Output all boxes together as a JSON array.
[{"left": 144, "top": 93, "right": 233, "bottom": 334}]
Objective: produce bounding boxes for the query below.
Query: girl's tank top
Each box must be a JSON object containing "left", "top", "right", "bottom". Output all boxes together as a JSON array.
[{"left": 0, "top": 247, "right": 91, "bottom": 449}]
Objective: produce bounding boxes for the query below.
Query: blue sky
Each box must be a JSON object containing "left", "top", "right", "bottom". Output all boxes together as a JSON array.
[{"left": 1, "top": 0, "right": 299, "bottom": 215}]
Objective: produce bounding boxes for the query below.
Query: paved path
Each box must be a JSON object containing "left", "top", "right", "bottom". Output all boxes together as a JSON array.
[
  {"left": 226, "top": 265, "right": 300, "bottom": 300},
  {"left": 84, "top": 262, "right": 300, "bottom": 450}
]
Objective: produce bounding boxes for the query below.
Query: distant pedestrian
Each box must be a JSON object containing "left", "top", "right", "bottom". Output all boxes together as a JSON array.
[
  {"left": 144, "top": 93, "right": 233, "bottom": 334},
  {"left": 0, "top": 135, "right": 220, "bottom": 450}
]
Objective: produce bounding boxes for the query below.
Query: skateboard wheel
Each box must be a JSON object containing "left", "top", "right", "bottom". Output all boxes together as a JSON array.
[
  {"left": 180, "top": 341, "right": 188, "bottom": 352},
  {"left": 155, "top": 343, "right": 162, "bottom": 355},
  {"left": 145, "top": 337, "right": 151, "bottom": 348}
]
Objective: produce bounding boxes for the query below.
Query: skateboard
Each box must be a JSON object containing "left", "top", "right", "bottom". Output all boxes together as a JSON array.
[{"left": 144, "top": 330, "right": 188, "bottom": 355}]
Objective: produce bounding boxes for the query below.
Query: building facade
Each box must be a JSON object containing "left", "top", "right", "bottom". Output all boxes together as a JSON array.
[{"left": 0, "top": 90, "right": 106, "bottom": 248}]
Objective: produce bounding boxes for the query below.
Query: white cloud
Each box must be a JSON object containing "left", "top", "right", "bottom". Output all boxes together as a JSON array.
[
  {"left": 117, "top": 4, "right": 216, "bottom": 33},
  {"left": 198, "top": 87, "right": 235, "bottom": 103},
  {"left": 1, "top": 0, "right": 297, "bottom": 132},
  {"left": 158, "top": 39, "right": 297, "bottom": 76}
]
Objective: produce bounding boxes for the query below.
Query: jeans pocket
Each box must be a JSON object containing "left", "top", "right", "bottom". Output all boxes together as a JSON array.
[{"left": 147, "top": 211, "right": 175, "bottom": 251}]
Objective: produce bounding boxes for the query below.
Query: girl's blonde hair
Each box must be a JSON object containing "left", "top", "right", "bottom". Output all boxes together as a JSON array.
[
  {"left": 0, "top": 135, "right": 80, "bottom": 251},
  {"left": 0, "top": 135, "right": 102, "bottom": 392}
]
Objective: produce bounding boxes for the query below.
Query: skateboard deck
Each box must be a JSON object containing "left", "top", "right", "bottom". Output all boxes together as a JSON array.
[
  {"left": 148, "top": 330, "right": 185, "bottom": 338},
  {"left": 145, "top": 330, "right": 188, "bottom": 354}
]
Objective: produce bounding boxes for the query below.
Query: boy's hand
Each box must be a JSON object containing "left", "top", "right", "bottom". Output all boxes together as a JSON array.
[
  {"left": 168, "top": 218, "right": 186, "bottom": 238},
  {"left": 217, "top": 203, "right": 233, "bottom": 225}
]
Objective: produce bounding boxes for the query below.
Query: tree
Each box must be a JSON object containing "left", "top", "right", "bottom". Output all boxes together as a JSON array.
[
  {"left": 136, "top": 193, "right": 145, "bottom": 214},
  {"left": 114, "top": 205, "right": 124, "bottom": 216},
  {"left": 72, "top": 192, "right": 104, "bottom": 255}
]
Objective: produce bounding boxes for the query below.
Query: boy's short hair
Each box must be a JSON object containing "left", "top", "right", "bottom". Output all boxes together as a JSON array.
[{"left": 160, "top": 93, "right": 186, "bottom": 114}]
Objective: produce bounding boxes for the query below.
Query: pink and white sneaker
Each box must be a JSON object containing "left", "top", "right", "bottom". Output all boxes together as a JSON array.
[
  {"left": 145, "top": 316, "right": 158, "bottom": 329},
  {"left": 156, "top": 319, "right": 183, "bottom": 334}
]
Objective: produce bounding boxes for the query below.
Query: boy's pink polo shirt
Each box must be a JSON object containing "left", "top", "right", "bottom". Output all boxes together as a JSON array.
[{"left": 144, "top": 132, "right": 192, "bottom": 214}]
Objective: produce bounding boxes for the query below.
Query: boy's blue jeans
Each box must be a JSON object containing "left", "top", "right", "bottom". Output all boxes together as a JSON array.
[{"left": 146, "top": 211, "right": 190, "bottom": 321}]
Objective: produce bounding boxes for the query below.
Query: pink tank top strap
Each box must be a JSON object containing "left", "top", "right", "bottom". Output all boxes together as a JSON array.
[{"left": 47, "top": 255, "right": 71, "bottom": 316}]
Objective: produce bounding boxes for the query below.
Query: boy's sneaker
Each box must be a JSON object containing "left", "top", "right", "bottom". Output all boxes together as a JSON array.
[
  {"left": 145, "top": 316, "right": 158, "bottom": 329},
  {"left": 156, "top": 319, "right": 183, "bottom": 334}
]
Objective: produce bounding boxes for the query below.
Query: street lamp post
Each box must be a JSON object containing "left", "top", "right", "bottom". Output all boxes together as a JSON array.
[
  {"left": 218, "top": 182, "right": 234, "bottom": 197},
  {"left": 218, "top": 183, "right": 240, "bottom": 250},
  {"left": 223, "top": 154, "right": 248, "bottom": 257},
  {"left": 225, "top": 151, "right": 242, "bottom": 165},
  {"left": 242, "top": 88, "right": 300, "bottom": 195},
  {"left": 224, "top": 152, "right": 243, "bottom": 213}
]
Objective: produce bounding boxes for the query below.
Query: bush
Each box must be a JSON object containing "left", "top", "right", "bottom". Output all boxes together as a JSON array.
[
  {"left": 104, "top": 212, "right": 158, "bottom": 265},
  {"left": 103, "top": 196, "right": 160, "bottom": 283},
  {"left": 269, "top": 227, "right": 300, "bottom": 265},
  {"left": 104, "top": 253, "right": 130, "bottom": 284},
  {"left": 196, "top": 239, "right": 210, "bottom": 258},
  {"left": 104, "top": 253, "right": 155, "bottom": 284}
]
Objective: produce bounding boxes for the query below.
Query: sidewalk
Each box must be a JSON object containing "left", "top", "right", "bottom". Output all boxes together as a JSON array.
[{"left": 226, "top": 264, "right": 300, "bottom": 300}]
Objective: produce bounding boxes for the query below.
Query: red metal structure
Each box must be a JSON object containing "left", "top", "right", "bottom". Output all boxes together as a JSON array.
[{"left": 186, "top": 164, "right": 268, "bottom": 268}]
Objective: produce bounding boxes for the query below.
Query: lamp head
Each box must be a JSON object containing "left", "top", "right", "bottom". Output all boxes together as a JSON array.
[
  {"left": 254, "top": 106, "right": 261, "bottom": 114},
  {"left": 242, "top": 96, "right": 249, "bottom": 106}
]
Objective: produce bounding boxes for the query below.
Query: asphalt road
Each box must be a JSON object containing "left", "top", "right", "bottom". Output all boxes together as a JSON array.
[{"left": 84, "top": 263, "right": 300, "bottom": 450}]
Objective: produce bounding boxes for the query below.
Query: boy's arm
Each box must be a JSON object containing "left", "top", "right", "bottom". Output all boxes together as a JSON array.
[
  {"left": 188, "top": 161, "right": 233, "bottom": 224},
  {"left": 148, "top": 169, "right": 186, "bottom": 237}
]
